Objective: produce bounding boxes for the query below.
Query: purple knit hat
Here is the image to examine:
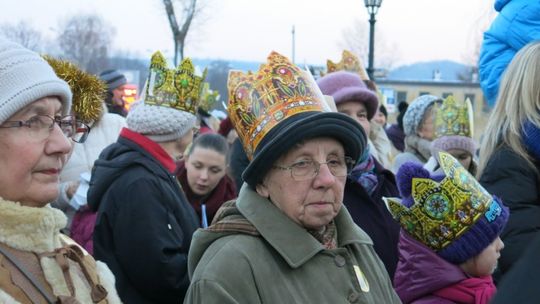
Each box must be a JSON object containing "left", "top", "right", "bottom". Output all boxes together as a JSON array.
[
  {"left": 390, "top": 154, "right": 509, "bottom": 265},
  {"left": 317, "top": 71, "right": 379, "bottom": 120}
]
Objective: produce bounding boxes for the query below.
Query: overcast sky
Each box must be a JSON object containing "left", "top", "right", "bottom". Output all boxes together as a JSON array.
[{"left": 0, "top": 0, "right": 496, "bottom": 67}]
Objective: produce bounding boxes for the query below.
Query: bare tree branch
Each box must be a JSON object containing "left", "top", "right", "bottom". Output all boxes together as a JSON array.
[
  {"left": 56, "top": 14, "right": 115, "bottom": 74},
  {"left": 163, "top": 0, "right": 201, "bottom": 64},
  {"left": 0, "top": 21, "right": 43, "bottom": 52}
]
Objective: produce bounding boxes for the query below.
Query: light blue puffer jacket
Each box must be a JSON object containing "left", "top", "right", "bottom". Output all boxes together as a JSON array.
[{"left": 478, "top": 0, "right": 540, "bottom": 107}]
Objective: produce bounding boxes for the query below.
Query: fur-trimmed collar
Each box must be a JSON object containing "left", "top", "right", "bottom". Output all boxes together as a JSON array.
[{"left": 0, "top": 198, "right": 67, "bottom": 253}]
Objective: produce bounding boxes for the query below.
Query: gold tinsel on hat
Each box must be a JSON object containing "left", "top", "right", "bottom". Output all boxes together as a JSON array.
[{"left": 43, "top": 56, "right": 105, "bottom": 123}]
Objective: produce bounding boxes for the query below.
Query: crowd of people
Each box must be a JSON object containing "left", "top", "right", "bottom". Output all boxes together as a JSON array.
[{"left": 0, "top": 1, "right": 538, "bottom": 302}]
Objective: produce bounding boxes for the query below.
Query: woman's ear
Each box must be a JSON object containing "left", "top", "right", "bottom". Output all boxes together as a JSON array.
[{"left": 255, "top": 182, "right": 270, "bottom": 198}]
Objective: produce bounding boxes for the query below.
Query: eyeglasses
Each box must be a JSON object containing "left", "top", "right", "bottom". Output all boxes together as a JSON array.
[
  {"left": 0, "top": 115, "right": 91, "bottom": 143},
  {"left": 273, "top": 156, "right": 355, "bottom": 181}
]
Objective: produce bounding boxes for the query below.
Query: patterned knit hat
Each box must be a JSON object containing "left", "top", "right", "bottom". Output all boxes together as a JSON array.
[
  {"left": 403, "top": 95, "right": 440, "bottom": 136},
  {"left": 127, "top": 51, "right": 205, "bottom": 142},
  {"left": 317, "top": 71, "right": 379, "bottom": 120},
  {"left": 0, "top": 38, "right": 72, "bottom": 124},
  {"left": 386, "top": 152, "right": 509, "bottom": 264}
]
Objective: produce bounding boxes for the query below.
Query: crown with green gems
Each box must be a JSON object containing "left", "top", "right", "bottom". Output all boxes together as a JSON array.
[
  {"left": 144, "top": 51, "right": 207, "bottom": 115},
  {"left": 434, "top": 95, "right": 474, "bottom": 139},
  {"left": 385, "top": 152, "right": 496, "bottom": 251},
  {"left": 199, "top": 82, "right": 220, "bottom": 112}
]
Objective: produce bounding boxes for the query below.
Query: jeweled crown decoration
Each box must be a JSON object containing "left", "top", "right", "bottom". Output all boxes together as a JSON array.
[
  {"left": 385, "top": 152, "right": 500, "bottom": 251},
  {"left": 228, "top": 51, "right": 329, "bottom": 159},
  {"left": 326, "top": 50, "right": 369, "bottom": 80},
  {"left": 144, "top": 51, "right": 207, "bottom": 115},
  {"left": 434, "top": 95, "right": 474, "bottom": 139},
  {"left": 199, "top": 82, "right": 220, "bottom": 112}
]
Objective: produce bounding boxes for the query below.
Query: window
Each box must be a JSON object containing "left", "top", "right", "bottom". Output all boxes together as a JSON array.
[
  {"left": 464, "top": 94, "right": 475, "bottom": 107},
  {"left": 396, "top": 91, "right": 407, "bottom": 103},
  {"left": 419, "top": 91, "right": 430, "bottom": 96},
  {"left": 442, "top": 92, "right": 453, "bottom": 99}
]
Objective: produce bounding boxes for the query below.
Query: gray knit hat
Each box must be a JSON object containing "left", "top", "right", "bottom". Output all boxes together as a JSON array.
[
  {"left": 99, "top": 69, "right": 127, "bottom": 92},
  {"left": 402, "top": 95, "right": 440, "bottom": 136},
  {"left": 0, "top": 38, "right": 72, "bottom": 124},
  {"left": 126, "top": 101, "right": 196, "bottom": 142}
]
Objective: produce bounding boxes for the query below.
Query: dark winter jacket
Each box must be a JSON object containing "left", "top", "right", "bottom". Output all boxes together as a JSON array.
[
  {"left": 88, "top": 128, "right": 199, "bottom": 303},
  {"left": 479, "top": 145, "right": 540, "bottom": 281},
  {"left": 344, "top": 160, "right": 400, "bottom": 279}
]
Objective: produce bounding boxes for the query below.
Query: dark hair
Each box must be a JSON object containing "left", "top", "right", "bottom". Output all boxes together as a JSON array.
[
  {"left": 188, "top": 133, "right": 229, "bottom": 157},
  {"left": 379, "top": 104, "right": 387, "bottom": 118},
  {"left": 397, "top": 101, "right": 409, "bottom": 131}
]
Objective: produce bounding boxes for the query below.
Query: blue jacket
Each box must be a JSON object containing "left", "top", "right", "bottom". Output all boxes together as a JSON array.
[{"left": 478, "top": 0, "right": 540, "bottom": 106}]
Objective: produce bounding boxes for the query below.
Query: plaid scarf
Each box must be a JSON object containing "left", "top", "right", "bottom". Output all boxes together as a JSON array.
[{"left": 308, "top": 221, "right": 338, "bottom": 250}]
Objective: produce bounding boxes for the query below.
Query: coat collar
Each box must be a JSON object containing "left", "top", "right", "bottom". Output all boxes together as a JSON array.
[
  {"left": 236, "top": 185, "right": 373, "bottom": 268},
  {"left": 0, "top": 198, "right": 66, "bottom": 253}
]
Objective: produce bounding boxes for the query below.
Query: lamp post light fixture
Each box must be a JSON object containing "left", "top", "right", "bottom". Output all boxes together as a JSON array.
[{"left": 364, "top": 0, "right": 383, "bottom": 80}]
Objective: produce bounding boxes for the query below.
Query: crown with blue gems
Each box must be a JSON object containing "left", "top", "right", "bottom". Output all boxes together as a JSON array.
[
  {"left": 144, "top": 51, "right": 207, "bottom": 115},
  {"left": 434, "top": 95, "right": 474, "bottom": 138},
  {"left": 385, "top": 152, "right": 504, "bottom": 251},
  {"left": 227, "top": 51, "right": 330, "bottom": 159},
  {"left": 326, "top": 50, "right": 369, "bottom": 80}
]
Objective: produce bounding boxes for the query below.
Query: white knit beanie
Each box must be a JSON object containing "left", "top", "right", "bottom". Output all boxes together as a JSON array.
[
  {"left": 126, "top": 102, "right": 196, "bottom": 142},
  {"left": 0, "top": 38, "right": 72, "bottom": 124}
]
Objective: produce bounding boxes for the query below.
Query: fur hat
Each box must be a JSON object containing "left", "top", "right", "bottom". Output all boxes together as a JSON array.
[
  {"left": 387, "top": 152, "right": 509, "bottom": 264},
  {"left": 317, "top": 71, "right": 379, "bottom": 120},
  {"left": 402, "top": 95, "right": 440, "bottom": 136},
  {"left": 0, "top": 38, "right": 72, "bottom": 124}
]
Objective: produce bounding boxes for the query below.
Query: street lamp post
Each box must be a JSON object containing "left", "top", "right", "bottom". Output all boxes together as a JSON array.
[{"left": 364, "top": 0, "right": 383, "bottom": 80}]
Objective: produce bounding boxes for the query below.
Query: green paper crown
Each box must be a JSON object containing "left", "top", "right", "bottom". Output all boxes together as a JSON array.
[{"left": 144, "top": 51, "right": 207, "bottom": 114}]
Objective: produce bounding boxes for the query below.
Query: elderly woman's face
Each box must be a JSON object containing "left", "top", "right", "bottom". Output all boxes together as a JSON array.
[
  {"left": 256, "top": 137, "right": 347, "bottom": 230},
  {"left": 0, "top": 97, "right": 71, "bottom": 207}
]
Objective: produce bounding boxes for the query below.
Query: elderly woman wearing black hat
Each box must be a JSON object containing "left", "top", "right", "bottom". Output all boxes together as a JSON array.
[
  {"left": 0, "top": 38, "right": 121, "bottom": 303},
  {"left": 184, "top": 52, "right": 399, "bottom": 303}
]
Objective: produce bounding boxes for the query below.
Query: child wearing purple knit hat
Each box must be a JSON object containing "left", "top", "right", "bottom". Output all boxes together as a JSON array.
[
  {"left": 386, "top": 152, "right": 509, "bottom": 304},
  {"left": 425, "top": 95, "right": 477, "bottom": 175}
]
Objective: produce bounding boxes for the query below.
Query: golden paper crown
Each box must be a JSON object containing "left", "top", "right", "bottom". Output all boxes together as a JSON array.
[
  {"left": 199, "top": 82, "right": 220, "bottom": 112},
  {"left": 326, "top": 50, "right": 369, "bottom": 80},
  {"left": 43, "top": 56, "right": 104, "bottom": 123},
  {"left": 434, "top": 95, "right": 474, "bottom": 139},
  {"left": 144, "top": 51, "right": 207, "bottom": 115},
  {"left": 385, "top": 152, "right": 496, "bottom": 251},
  {"left": 228, "top": 51, "right": 329, "bottom": 159}
]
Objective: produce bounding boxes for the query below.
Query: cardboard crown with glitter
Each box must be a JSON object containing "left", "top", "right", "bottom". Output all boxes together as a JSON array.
[
  {"left": 144, "top": 51, "right": 207, "bottom": 115},
  {"left": 227, "top": 51, "right": 330, "bottom": 159},
  {"left": 385, "top": 152, "right": 505, "bottom": 252},
  {"left": 325, "top": 50, "right": 369, "bottom": 80},
  {"left": 434, "top": 95, "right": 474, "bottom": 138}
]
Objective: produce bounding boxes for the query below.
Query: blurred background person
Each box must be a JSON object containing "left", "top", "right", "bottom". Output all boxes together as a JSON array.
[
  {"left": 99, "top": 69, "right": 128, "bottom": 117},
  {"left": 318, "top": 70, "right": 400, "bottom": 278},
  {"left": 89, "top": 51, "right": 202, "bottom": 303},
  {"left": 424, "top": 95, "right": 477, "bottom": 175},
  {"left": 478, "top": 41, "right": 540, "bottom": 283},
  {"left": 386, "top": 101, "right": 408, "bottom": 152},
  {"left": 176, "top": 133, "right": 236, "bottom": 227},
  {"left": 392, "top": 95, "right": 442, "bottom": 172}
]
